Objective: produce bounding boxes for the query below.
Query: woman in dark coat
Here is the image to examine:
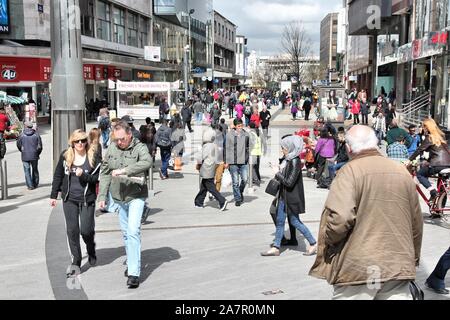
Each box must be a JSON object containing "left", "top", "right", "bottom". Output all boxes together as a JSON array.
[{"left": 261, "top": 135, "right": 317, "bottom": 256}]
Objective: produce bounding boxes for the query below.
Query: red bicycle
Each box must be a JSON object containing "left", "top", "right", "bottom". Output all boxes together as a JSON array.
[{"left": 409, "top": 163, "right": 450, "bottom": 220}]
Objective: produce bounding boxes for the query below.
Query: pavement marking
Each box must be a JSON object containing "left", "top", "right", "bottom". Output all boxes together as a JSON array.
[{"left": 96, "top": 220, "right": 321, "bottom": 234}]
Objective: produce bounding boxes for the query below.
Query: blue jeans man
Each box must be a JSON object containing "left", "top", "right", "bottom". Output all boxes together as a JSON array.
[
  {"left": 195, "top": 112, "right": 203, "bottom": 125},
  {"left": 159, "top": 147, "right": 171, "bottom": 179},
  {"left": 426, "top": 247, "right": 450, "bottom": 294},
  {"left": 113, "top": 198, "right": 146, "bottom": 280},
  {"left": 328, "top": 162, "right": 347, "bottom": 179},
  {"left": 229, "top": 164, "right": 248, "bottom": 205},
  {"left": 22, "top": 160, "right": 39, "bottom": 189},
  {"left": 273, "top": 200, "right": 316, "bottom": 249}
]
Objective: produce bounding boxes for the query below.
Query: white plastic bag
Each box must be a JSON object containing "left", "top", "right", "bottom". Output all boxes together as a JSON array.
[{"left": 221, "top": 169, "right": 232, "bottom": 189}]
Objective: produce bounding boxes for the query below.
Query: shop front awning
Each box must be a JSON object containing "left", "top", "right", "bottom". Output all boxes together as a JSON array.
[
  {"left": 192, "top": 71, "right": 233, "bottom": 79},
  {"left": 0, "top": 91, "right": 26, "bottom": 104}
]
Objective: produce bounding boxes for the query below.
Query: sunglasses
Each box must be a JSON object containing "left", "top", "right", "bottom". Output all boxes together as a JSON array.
[{"left": 74, "top": 139, "right": 88, "bottom": 144}]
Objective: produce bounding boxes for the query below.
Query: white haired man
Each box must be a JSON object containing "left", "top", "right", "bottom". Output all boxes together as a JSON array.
[{"left": 309, "top": 125, "right": 423, "bottom": 300}]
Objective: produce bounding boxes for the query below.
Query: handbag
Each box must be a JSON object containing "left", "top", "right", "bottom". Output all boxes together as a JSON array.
[
  {"left": 269, "top": 198, "right": 278, "bottom": 215},
  {"left": 265, "top": 178, "right": 280, "bottom": 197},
  {"left": 409, "top": 281, "right": 424, "bottom": 300}
]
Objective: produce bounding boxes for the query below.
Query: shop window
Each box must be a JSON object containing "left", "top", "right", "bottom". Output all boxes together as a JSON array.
[
  {"left": 128, "top": 12, "right": 138, "bottom": 47},
  {"left": 97, "top": 0, "right": 111, "bottom": 41},
  {"left": 113, "top": 7, "right": 126, "bottom": 44},
  {"left": 81, "top": 0, "right": 94, "bottom": 37},
  {"left": 139, "top": 17, "right": 149, "bottom": 48}
]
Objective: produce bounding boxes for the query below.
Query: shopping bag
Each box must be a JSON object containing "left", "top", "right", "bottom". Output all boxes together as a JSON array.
[
  {"left": 174, "top": 157, "right": 183, "bottom": 171},
  {"left": 168, "top": 157, "right": 175, "bottom": 171},
  {"left": 221, "top": 169, "right": 232, "bottom": 189}
]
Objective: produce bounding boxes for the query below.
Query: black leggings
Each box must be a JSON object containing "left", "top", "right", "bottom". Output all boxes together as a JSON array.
[{"left": 63, "top": 200, "right": 96, "bottom": 267}]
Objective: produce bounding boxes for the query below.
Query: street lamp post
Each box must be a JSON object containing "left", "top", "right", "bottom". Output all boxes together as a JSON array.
[
  {"left": 188, "top": 9, "right": 195, "bottom": 98},
  {"left": 50, "top": 0, "right": 86, "bottom": 171},
  {"left": 184, "top": 45, "right": 190, "bottom": 104}
]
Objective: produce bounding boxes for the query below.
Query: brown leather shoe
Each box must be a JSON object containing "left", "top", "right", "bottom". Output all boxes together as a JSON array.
[{"left": 261, "top": 247, "right": 280, "bottom": 256}]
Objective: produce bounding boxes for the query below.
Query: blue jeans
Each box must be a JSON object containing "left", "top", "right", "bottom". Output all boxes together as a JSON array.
[
  {"left": 273, "top": 200, "right": 316, "bottom": 248},
  {"left": 328, "top": 162, "right": 347, "bottom": 178},
  {"left": 106, "top": 192, "right": 119, "bottom": 214},
  {"left": 160, "top": 148, "right": 171, "bottom": 177},
  {"left": 427, "top": 247, "right": 450, "bottom": 290},
  {"left": 417, "top": 166, "right": 441, "bottom": 190},
  {"left": 22, "top": 160, "right": 39, "bottom": 188},
  {"left": 229, "top": 164, "right": 248, "bottom": 202},
  {"left": 114, "top": 198, "right": 146, "bottom": 277},
  {"left": 196, "top": 112, "right": 203, "bottom": 124}
]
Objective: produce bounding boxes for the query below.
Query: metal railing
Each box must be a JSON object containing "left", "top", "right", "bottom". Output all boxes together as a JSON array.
[
  {"left": 399, "top": 92, "right": 430, "bottom": 128},
  {"left": 0, "top": 159, "right": 7, "bottom": 200}
]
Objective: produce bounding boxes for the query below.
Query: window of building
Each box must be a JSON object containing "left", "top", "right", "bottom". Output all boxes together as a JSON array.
[
  {"left": 218, "top": 23, "right": 221, "bottom": 35},
  {"left": 222, "top": 25, "right": 225, "bottom": 38},
  {"left": 215, "top": 21, "right": 217, "bottom": 34},
  {"left": 139, "top": 16, "right": 149, "bottom": 48},
  {"left": 154, "top": 0, "right": 176, "bottom": 15},
  {"left": 97, "top": 0, "right": 111, "bottom": 41},
  {"left": 81, "top": 0, "right": 94, "bottom": 37},
  {"left": 127, "top": 12, "right": 138, "bottom": 47},
  {"left": 113, "top": 7, "right": 126, "bottom": 44}
]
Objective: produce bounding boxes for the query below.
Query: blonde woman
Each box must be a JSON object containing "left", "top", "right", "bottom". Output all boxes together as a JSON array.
[
  {"left": 408, "top": 118, "right": 450, "bottom": 204},
  {"left": 50, "top": 129, "right": 102, "bottom": 276}
]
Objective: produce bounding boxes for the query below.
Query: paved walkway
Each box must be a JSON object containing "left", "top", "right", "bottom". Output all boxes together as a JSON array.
[{"left": 0, "top": 110, "right": 449, "bottom": 300}]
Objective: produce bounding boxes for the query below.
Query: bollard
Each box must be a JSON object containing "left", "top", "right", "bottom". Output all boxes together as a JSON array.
[
  {"left": 148, "top": 167, "right": 154, "bottom": 198},
  {"left": 248, "top": 158, "right": 254, "bottom": 194},
  {"left": 1, "top": 159, "right": 7, "bottom": 200}
]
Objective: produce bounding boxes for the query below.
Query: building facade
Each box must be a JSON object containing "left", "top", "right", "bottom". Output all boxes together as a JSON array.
[{"left": 320, "top": 12, "right": 339, "bottom": 80}]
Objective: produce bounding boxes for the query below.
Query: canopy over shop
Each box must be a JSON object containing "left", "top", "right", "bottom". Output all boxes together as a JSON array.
[{"left": 114, "top": 81, "right": 180, "bottom": 120}]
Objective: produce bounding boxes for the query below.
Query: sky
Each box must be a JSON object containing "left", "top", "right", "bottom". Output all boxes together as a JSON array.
[{"left": 215, "top": 0, "right": 343, "bottom": 57}]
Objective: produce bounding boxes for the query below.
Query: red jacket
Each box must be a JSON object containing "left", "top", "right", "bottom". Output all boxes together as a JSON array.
[
  {"left": 0, "top": 113, "right": 9, "bottom": 132},
  {"left": 351, "top": 100, "right": 361, "bottom": 115},
  {"left": 250, "top": 114, "right": 261, "bottom": 127}
]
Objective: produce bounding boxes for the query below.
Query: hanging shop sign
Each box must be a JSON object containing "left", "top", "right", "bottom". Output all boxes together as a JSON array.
[
  {"left": 83, "top": 64, "right": 94, "bottom": 80},
  {"left": 0, "top": 0, "right": 10, "bottom": 34},
  {"left": 133, "top": 69, "right": 152, "bottom": 81}
]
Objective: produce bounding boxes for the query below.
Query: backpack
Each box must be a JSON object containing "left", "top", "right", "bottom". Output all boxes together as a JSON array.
[
  {"left": 156, "top": 128, "right": 172, "bottom": 149},
  {"left": 244, "top": 105, "right": 252, "bottom": 116},
  {"left": 98, "top": 116, "right": 110, "bottom": 131}
]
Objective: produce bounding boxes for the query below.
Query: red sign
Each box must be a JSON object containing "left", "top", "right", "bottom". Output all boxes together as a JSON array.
[
  {"left": 0, "top": 57, "right": 52, "bottom": 82},
  {"left": 431, "top": 31, "right": 448, "bottom": 45},
  {"left": 412, "top": 40, "right": 422, "bottom": 60},
  {"left": 95, "top": 65, "right": 105, "bottom": 81},
  {"left": 83, "top": 64, "right": 94, "bottom": 80}
]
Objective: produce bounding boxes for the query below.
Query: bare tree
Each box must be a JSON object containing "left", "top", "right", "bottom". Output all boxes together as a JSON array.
[{"left": 281, "top": 21, "right": 311, "bottom": 90}]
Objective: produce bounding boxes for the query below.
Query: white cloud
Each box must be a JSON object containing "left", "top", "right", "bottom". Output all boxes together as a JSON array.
[{"left": 215, "top": 0, "right": 343, "bottom": 56}]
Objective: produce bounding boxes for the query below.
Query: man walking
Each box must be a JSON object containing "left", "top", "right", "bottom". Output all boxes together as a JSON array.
[
  {"left": 224, "top": 118, "right": 251, "bottom": 207},
  {"left": 193, "top": 98, "right": 204, "bottom": 126},
  {"left": 17, "top": 121, "right": 43, "bottom": 190},
  {"left": 155, "top": 119, "right": 173, "bottom": 180},
  {"left": 309, "top": 125, "right": 423, "bottom": 300},
  {"left": 181, "top": 101, "right": 194, "bottom": 133},
  {"left": 98, "top": 121, "right": 152, "bottom": 289}
]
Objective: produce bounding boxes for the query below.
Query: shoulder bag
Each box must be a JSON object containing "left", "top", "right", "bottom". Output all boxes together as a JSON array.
[{"left": 265, "top": 178, "right": 280, "bottom": 197}]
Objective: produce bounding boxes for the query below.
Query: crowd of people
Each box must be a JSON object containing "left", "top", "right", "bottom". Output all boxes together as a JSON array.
[{"left": 1, "top": 83, "right": 450, "bottom": 298}]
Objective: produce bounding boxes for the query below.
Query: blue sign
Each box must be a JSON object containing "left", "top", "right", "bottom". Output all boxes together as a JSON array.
[
  {"left": 214, "top": 79, "right": 219, "bottom": 84},
  {"left": 0, "top": 0, "right": 9, "bottom": 34},
  {"left": 192, "top": 67, "right": 205, "bottom": 74}
]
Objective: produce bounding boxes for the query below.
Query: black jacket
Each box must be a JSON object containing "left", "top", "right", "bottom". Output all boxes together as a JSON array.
[
  {"left": 181, "top": 106, "right": 192, "bottom": 121},
  {"left": 260, "top": 110, "right": 271, "bottom": 128},
  {"left": 50, "top": 150, "right": 102, "bottom": 204},
  {"left": 336, "top": 141, "right": 350, "bottom": 163},
  {"left": 409, "top": 136, "right": 450, "bottom": 167},
  {"left": 16, "top": 128, "right": 43, "bottom": 162},
  {"left": 275, "top": 157, "right": 305, "bottom": 215}
]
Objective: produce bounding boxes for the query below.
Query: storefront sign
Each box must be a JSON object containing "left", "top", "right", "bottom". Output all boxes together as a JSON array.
[
  {"left": 0, "top": 0, "right": 10, "bottom": 34},
  {"left": 116, "top": 81, "right": 170, "bottom": 92},
  {"left": 83, "top": 64, "right": 94, "bottom": 80},
  {"left": 144, "top": 46, "right": 161, "bottom": 62},
  {"left": 397, "top": 32, "right": 448, "bottom": 64},
  {"left": 0, "top": 57, "right": 51, "bottom": 82},
  {"left": 133, "top": 69, "right": 152, "bottom": 81}
]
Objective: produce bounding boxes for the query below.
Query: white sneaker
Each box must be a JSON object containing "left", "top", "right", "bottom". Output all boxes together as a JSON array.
[{"left": 220, "top": 200, "right": 229, "bottom": 212}]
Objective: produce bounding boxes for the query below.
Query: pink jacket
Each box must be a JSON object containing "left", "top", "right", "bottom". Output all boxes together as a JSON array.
[
  {"left": 235, "top": 104, "right": 244, "bottom": 119},
  {"left": 351, "top": 100, "right": 361, "bottom": 115}
]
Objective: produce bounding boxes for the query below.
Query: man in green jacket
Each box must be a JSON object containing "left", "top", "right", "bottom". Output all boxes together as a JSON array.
[
  {"left": 98, "top": 121, "right": 152, "bottom": 289},
  {"left": 386, "top": 119, "right": 412, "bottom": 148}
]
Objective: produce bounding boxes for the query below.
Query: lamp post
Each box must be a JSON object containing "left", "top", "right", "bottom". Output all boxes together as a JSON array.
[
  {"left": 188, "top": 9, "right": 195, "bottom": 97},
  {"left": 184, "top": 45, "right": 190, "bottom": 104}
]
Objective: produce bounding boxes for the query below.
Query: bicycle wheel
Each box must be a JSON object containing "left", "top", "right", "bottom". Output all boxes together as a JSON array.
[{"left": 434, "top": 192, "right": 447, "bottom": 217}]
